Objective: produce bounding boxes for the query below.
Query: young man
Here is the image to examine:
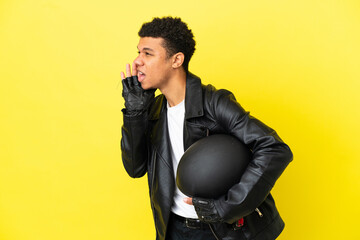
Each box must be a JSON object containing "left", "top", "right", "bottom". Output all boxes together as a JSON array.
[{"left": 120, "top": 17, "right": 293, "bottom": 240}]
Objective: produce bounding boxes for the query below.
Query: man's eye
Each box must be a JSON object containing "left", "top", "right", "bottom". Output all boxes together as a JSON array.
[{"left": 137, "top": 51, "right": 151, "bottom": 56}]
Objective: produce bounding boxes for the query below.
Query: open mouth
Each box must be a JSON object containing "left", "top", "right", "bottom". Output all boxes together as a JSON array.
[{"left": 138, "top": 71, "right": 146, "bottom": 82}]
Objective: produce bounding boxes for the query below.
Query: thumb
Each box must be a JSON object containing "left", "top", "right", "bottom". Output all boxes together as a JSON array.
[{"left": 183, "top": 197, "right": 193, "bottom": 205}]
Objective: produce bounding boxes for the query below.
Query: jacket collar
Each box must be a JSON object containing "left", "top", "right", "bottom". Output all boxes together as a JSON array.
[
  {"left": 148, "top": 72, "right": 203, "bottom": 121},
  {"left": 184, "top": 72, "right": 204, "bottom": 119}
]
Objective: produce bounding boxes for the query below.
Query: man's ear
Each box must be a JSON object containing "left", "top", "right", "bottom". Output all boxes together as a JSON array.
[{"left": 172, "top": 52, "right": 185, "bottom": 69}]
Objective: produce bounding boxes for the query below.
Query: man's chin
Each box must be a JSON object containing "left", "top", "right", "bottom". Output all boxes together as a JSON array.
[
  {"left": 140, "top": 83, "right": 155, "bottom": 91},
  {"left": 140, "top": 84, "right": 149, "bottom": 90}
]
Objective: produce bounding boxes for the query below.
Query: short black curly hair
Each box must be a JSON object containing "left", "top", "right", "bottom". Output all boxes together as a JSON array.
[{"left": 138, "top": 17, "right": 196, "bottom": 72}]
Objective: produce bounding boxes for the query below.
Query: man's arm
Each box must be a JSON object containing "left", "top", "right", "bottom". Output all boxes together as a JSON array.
[
  {"left": 186, "top": 88, "right": 293, "bottom": 224},
  {"left": 213, "top": 89, "right": 293, "bottom": 223},
  {"left": 120, "top": 63, "right": 155, "bottom": 178},
  {"left": 121, "top": 111, "right": 149, "bottom": 178}
]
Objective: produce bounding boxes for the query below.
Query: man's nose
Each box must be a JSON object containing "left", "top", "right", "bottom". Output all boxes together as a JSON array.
[{"left": 134, "top": 55, "right": 144, "bottom": 67}]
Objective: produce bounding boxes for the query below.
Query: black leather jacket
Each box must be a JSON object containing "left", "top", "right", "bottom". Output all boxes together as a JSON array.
[{"left": 121, "top": 73, "right": 293, "bottom": 240}]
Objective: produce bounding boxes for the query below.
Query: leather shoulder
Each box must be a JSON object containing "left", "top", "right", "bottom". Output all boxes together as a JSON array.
[{"left": 148, "top": 94, "right": 166, "bottom": 120}]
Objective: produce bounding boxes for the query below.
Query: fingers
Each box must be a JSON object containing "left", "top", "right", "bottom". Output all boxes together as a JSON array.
[
  {"left": 132, "top": 61, "right": 138, "bottom": 77},
  {"left": 121, "top": 63, "right": 139, "bottom": 91},
  {"left": 183, "top": 197, "right": 193, "bottom": 205},
  {"left": 121, "top": 64, "right": 131, "bottom": 91},
  {"left": 132, "top": 75, "right": 139, "bottom": 86},
  {"left": 126, "top": 63, "right": 131, "bottom": 77},
  {"left": 122, "top": 76, "right": 129, "bottom": 93},
  {"left": 131, "top": 61, "right": 139, "bottom": 86}
]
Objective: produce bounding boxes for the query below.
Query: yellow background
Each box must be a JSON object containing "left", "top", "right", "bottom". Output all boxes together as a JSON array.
[{"left": 1, "top": 0, "right": 359, "bottom": 239}]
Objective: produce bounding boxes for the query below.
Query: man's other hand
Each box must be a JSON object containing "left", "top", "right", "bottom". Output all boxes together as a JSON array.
[{"left": 184, "top": 197, "right": 223, "bottom": 223}]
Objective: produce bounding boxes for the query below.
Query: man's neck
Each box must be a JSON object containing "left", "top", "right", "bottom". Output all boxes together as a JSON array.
[{"left": 161, "top": 70, "right": 187, "bottom": 107}]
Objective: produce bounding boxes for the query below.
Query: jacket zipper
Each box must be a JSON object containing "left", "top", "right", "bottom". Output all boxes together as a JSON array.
[
  {"left": 255, "top": 208, "right": 263, "bottom": 217},
  {"left": 208, "top": 224, "right": 220, "bottom": 240},
  {"left": 151, "top": 151, "right": 156, "bottom": 196},
  {"left": 150, "top": 151, "right": 157, "bottom": 223}
]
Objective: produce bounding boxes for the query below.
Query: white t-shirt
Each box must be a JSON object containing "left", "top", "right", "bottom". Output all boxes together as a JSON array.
[{"left": 167, "top": 100, "right": 198, "bottom": 219}]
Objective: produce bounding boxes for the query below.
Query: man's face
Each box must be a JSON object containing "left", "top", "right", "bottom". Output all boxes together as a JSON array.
[{"left": 134, "top": 37, "right": 173, "bottom": 90}]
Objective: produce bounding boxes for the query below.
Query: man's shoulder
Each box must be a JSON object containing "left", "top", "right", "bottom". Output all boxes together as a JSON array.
[{"left": 201, "top": 83, "right": 235, "bottom": 102}]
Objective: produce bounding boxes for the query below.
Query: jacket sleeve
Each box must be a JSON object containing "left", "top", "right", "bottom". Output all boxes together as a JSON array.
[
  {"left": 210, "top": 89, "right": 293, "bottom": 224},
  {"left": 121, "top": 109, "right": 149, "bottom": 178}
]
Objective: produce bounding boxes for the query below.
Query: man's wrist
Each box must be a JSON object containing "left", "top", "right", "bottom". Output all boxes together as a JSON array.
[
  {"left": 122, "top": 108, "right": 147, "bottom": 118},
  {"left": 193, "top": 197, "right": 223, "bottom": 223}
]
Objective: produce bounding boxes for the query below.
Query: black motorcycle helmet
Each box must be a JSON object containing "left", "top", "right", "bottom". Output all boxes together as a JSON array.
[{"left": 176, "top": 134, "right": 252, "bottom": 198}]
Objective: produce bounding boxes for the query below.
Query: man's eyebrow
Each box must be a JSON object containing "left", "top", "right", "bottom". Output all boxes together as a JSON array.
[{"left": 137, "top": 47, "right": 154, "bottom": 52}]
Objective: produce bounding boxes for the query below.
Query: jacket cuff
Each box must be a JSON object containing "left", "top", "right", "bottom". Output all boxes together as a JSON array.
[
  {"left": 213, "top": 169, "right": 273, "bottom": 224},
  {"left": 122, "top": 108, "right": 147, "bottom": 119}
]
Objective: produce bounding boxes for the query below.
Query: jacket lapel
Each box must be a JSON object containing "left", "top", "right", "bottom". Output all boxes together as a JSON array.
[
  {"left": 149, "top": 95, "right": 175, "bottom": 218},
  {"left": 149, "top": 95, "right": 173, "bottom": 171},
  {"left": 183, "top": 73, "right": 209, "bottom": 150}
]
